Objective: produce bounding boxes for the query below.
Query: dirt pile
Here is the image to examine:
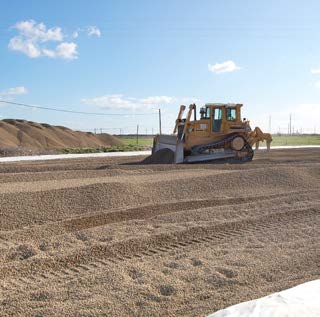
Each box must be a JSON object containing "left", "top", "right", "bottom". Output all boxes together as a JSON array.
[
  {"left": 0, "top": 119, "right": 123, "bottom": 153},
  {"left": 142, "top": 148, "right": 174, "bottom": 164}
]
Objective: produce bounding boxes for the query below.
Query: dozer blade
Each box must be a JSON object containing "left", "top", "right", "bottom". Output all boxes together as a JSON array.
[{"left": 152, "top": 135, "right": 184, "bottom": 163}]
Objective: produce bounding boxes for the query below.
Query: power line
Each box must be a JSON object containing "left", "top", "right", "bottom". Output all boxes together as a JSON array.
[{"left": 0, "top": 100, "right": 158, "bottom": 116}]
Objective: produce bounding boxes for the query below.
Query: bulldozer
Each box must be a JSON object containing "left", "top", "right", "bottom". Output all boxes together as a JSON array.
[{"left": 152, "top": 103, "right": 272, "bottom": 163}]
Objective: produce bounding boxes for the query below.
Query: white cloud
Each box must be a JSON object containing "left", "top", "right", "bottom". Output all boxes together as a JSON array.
[
  {"left": 9, "top": 20, "right": 102, "bottom": 59},
  {"left": 71, "top": 27, "right": 102, "bottom": 39},
  {"left": 72, "top": 31, "right": 79, "bottom": 38},
  {"left": 8, "top": 36, "right": 41, "bottom": 58},
  {"left": 315, "top": 81, "right": 320, "bottom": 89},
  {"left": 311, "top": 69, "right": 320, "bottom": 74},
  {"left": 208, "top": 60, "right": 240, "bottom": 74},
  {"left": 56, "top": 42, "right": 78, "bottom": 59},
  {"left": 42, "top": 48, "right": 56, "bottom": 58},
  {"left": 0, "top": 86, "right": 27, "bottom": 106},
  {"left": 140, "top": 96, "right": 173, "bottom": 105},
  {"left": 82, "top": 95, "right": 199, "bottom": 110},
  {"left": 1, "top": 86, "right": 28, "bottom": 95},
  {"left": 40, "top": 43, "right": 78, "bottom": 60},
  {"left": 82, "top": 95, "right": 155, "bottom": 110},
  {"left": 87, "top": 26, "right": 101, "bottom": 37},
  {"left": 8, "top": 20, "right": 77, "bottom": 60},
  {"left": 14, "top": 20, "right": 63, "bottom": 42},
  {"left": 176, "top": 97, "right": 201, "bottom": 104}
]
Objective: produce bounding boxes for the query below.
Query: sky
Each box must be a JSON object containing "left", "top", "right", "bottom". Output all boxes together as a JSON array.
[{"left": 1, "top": 0, "right": 320, "bottom": 134}]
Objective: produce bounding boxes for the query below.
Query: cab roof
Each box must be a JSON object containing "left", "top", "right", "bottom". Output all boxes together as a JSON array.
[{"left": 204, "top": 103, "right": 242, "bottom": 108}]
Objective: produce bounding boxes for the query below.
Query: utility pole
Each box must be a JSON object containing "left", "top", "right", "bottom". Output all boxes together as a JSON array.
[
  {"left": 268, "top": 115, "right": 271, "bottom": 133},
  {"left": 289, "top": 114, "right": 292, "bottom": 135},
  {"left": 158, "top": 108, "right": 162, "bottom": 135},
  {"left": 136, "top": 124, "right": 139, "bottom": 145}
]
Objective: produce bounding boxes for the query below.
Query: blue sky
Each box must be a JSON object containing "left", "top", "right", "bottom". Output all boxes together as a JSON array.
[{"left": 1, "top": 0, "right": 320, "bottom": 134}]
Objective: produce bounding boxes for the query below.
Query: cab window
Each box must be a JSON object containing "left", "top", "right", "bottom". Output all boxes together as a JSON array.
[
  {"left": 226, "top": 108, "right": 236, "bottom": 121},
  {"left": 213, "top": 108, "right": 222, "bottom": 120},
  {"left": 212, "top": 108, "right": 222, "bottom": 132}
]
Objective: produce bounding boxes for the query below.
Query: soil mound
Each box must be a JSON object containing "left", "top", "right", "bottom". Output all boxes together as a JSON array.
[
  {"left": 0, "top": 119, "right": 123, "bottom": 153},
  {"left": 142, "top": 148, "right": 174, "bottom": 164}
]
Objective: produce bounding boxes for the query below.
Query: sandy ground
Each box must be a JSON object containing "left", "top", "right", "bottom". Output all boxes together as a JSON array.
[{"left": 0, "top": 148, "right": 319, "bottom": 317}]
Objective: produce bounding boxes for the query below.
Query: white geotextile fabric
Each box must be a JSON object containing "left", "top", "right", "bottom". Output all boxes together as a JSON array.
[
  {"left": 0, "top": 151, "right": 151, "bottom": 162},
  {"left": 208, "top": 280, "right": 320, "bottom": 317},
  {"left": 0, "top": 146, "right": 319, "bottom": 163}
]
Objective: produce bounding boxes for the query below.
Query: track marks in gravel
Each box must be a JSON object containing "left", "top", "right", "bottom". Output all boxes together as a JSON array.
[
  {"left": 1, "top": 206, "right": 318, "bottom": 294},
  {"left": 1, "top": 189, "right": 317, "bottom": 243},
  {"left": 0, "top": 169, "right": 233, "bottom": 194},
  {"left": 1, "top": 191, "right": 318, "bottom": 260},
  {"left": 62, "top": 189, "right": 319, "bottom": 232}
]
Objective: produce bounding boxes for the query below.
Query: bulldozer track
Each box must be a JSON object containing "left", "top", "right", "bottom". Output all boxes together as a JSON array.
[
  {"left": 1, "top": 205, "right": 318, "bottom": 294},
  {"left": 191, "top": 134, "right": 254, "bottom": 162}
]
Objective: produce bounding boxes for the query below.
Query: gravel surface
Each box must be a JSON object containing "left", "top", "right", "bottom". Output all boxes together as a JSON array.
[{"left": 0, "top": 148, "right": 319, "bottom": 316}]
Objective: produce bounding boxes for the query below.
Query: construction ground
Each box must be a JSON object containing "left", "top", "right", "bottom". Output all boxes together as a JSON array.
[{"left": 0, "top": 148, "right": 319, "bottom": 316}]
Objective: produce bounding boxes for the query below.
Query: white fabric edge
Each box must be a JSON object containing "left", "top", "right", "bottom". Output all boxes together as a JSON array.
[
  {"left": 207, "top": 279, "right": 320, "bottom": 317},
  {"left": 0, "top": 145, "right": 319, "bottom": 163}
]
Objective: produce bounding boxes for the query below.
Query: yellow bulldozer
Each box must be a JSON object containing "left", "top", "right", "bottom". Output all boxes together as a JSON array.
[{"left": 152, "top": 103, "right": 272, "bottom": 163}]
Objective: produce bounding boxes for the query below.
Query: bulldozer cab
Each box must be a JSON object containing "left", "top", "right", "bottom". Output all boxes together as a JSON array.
[
  {"left": 205, "top": 104, "right": 243, "bottom": 133},
  {"left": 174, "top": 103, "right": 244, "bottom": 138}
]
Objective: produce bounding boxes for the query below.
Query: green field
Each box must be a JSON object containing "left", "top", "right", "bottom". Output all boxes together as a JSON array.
[
  {"left": 118, "top": 137, "right": 153, "bottom": 146},
  {"left": 270, "top": 135, "right": 320, "bottom": 146},
  {"left": 56, "top": 144, "right": 148, "bottom": 154},
  {"left": 119, "top": 135, "right": 320, "bottom": 147},
  {"left": 56, "top": 135, "right": 319, "bottom": 155}
]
